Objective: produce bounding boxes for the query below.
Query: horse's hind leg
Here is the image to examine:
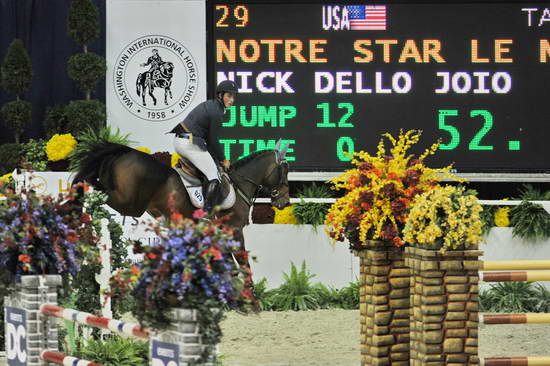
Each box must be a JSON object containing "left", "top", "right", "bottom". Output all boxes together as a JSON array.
[{"left": 149, "top": 83, "right": 157, "bottom": 105}]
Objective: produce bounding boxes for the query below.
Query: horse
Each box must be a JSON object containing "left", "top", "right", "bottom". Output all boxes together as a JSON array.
[
  {"left": 136, "top": 61, "right": 174, "bottom": 106},
  {"left": 71, "top": 139, "right": 290, "bottom": 309}
]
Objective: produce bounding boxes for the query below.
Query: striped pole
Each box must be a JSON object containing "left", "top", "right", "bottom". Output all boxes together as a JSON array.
[
  {"left": 40, "top": 304, "right": 149, "bottom": 339},
  {"left": 482, "top": 260, "right": 550, "bottom": 271},
  {"left": 41, "top": 351, "right": 104, "bottom": 366},
  {"left": 481, "top": 356, "right": 550, "bottom": 366},
  {"left": 481, "top": 271, "right": 550, "bottom": 282},
  {"left": 482, "top": 313, "right": 550, "bottom": 325}
]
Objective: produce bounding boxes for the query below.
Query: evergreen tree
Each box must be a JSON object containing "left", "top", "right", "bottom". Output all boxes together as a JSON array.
[
  {"left": 67, "top": 0, "right": 100, "bottom": 52},
  {"left": 1, "top": 39, "right": 33, "bottom": 144}
]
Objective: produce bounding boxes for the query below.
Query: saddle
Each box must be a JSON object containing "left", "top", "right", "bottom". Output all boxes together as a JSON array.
[{"left": 174, "top": 157, "right": 235, "bottom": 210}]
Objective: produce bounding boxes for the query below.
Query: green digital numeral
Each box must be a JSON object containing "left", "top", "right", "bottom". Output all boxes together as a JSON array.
[
  {"left": 336, "top": 136, "right": 355, "bottom": 161},
  {"left": 468, "top": 110, "right": 494, "bottom": 150},
  {"left": 316, "top": 103, "right": 355, "bottom": 128},
  {"left": 438, "top": 110, "right": 460, "bottom": 150}
]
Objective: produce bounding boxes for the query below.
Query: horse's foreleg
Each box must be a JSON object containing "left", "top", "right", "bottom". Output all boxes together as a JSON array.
[
  {"left": 149, "top": 85, "right": 157, "bottom": 106},
  {"left": 141, "top": 87, "right": 147, "bottom": 106}
]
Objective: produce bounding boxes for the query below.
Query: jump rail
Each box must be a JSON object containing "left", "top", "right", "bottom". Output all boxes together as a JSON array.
[
  {"left": 482, "top": 260, "right": 550, "bottom": 271},
  {"left": 481, "top": 313, "right": 550, "bottom": 325},
  {"left": 41, "top": 351, "right": 104, "bottom": 366},
  {"left": 481, "top": 356, "right": 550, "bottom": 366},
  {"left": 480, "top": 270, "right": 550, "bottom": 282},
  {"left": 40, "top": 304, "right": 150, "bottom": 339}
]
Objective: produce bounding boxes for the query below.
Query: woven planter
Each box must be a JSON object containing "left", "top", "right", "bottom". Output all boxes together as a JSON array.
[
  {"left": 404, "top": 247, "right": 482, "bottom": 366},
  {"left": 354, "top": 241, "right": 411, "bottom": 366}
]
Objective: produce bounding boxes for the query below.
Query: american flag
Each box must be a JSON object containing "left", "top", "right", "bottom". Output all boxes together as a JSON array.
[{"left": 347, "top": 5, "right": 387, "bottom": 30}]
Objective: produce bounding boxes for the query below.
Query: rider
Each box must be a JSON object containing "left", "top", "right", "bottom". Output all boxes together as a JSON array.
[
  {"left": 169, "top": 80, "right": 237, "bottom": 212},
  {"left": 140, "top": 49, "right": 163, "bottom": 73}
]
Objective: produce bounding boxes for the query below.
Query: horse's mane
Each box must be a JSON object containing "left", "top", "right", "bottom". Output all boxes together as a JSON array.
[{"left": 230, "top": 149, "right": 274, "bottom": 170}]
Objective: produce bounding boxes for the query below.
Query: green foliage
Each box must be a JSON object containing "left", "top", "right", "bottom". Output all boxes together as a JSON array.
[
  {"left": 58, "top": 293, "right": 79, "bottom": 354},
  {"left": 297, "top": 182, "right": 333, "bottom": 198},
  {"left": 67, "top": 0, "right": 101, "bottom": 47},
  {"left": 0, "top": 143, "right": 23, "bottom": 174},
  {"left": 292, "top": 201, "right": 330, "bottom": 227},
  {"left": 292, "top": 183, "right": 332, "bottom": 227},
  {"left": 270, "top": 261, "right": 320, "bottom": 311},
  {"left": 21, "top": 139, "right": 47, "bottom": 171},
  {"left": 76, "top": 335, "right": 148, "bottom": 366},
  {"left": 69, "top": 126, "right": 132, "bottom": 172},
  {"left": 337, "top": 281, "right": 360, "bottom": 309},
  {"left": 1, "top": 100, "right": 32, "bottom": 144},
  {"left": 480, "top": 205, "right": 496, "bottom": 236},
  {"left": 1, "top": 39, "right": 32, "bottom": 96},
  {"left": 44, "top": 104, "right": 69, "bottom": 138},
  {"left": 531, "top": 284, "right": 550, "bottom": 313},
  {"left": 479, "top": 282, "right": 538, "bottom": 313},
  {"left": 511, "top": 202, "right": 550, "bottom": 241},
  {"left": 253, "top": 277, "right": 276, "bottom": 311},
  {"left": 65, "top": 99, "right": 106, "bottom": 134},
  {"left": 68, "top": 52, "right": 106, "bottom": 97}
]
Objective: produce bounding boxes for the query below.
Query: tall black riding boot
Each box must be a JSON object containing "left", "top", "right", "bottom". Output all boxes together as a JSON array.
[{"left": 204, "top": 179, "right": 221, "bottom": 212}]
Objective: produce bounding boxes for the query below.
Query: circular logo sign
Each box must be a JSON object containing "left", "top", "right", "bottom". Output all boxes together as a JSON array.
[{"left": 113, "top": 35, "right": 199, "bottom": 122}]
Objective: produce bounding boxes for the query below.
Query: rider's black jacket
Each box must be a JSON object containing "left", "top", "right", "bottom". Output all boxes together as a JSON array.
[{"left": 169, "top": 98, "right": 225, "bottom": 162}]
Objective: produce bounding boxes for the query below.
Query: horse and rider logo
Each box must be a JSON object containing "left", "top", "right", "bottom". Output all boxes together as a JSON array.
[{"left": 113, "top": 35, "right": 199, "bottom": 122}]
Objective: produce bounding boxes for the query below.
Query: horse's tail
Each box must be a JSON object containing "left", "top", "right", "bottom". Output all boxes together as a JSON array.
[
  {"left": 136, "top": 73, "right": 142, "bottom": 96},
  {"left": 72, "top": 142, "right": 134, "bottom": 192}
]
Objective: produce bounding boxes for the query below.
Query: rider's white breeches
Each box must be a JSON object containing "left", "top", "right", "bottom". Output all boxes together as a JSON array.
[{"left": 173, "top": 136, "right": 219, "bottom": 181}]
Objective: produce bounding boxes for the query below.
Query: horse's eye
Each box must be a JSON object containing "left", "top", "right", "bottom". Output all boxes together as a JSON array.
[{"left": 271, "top": 190, "right": 279, "bottom": 198}]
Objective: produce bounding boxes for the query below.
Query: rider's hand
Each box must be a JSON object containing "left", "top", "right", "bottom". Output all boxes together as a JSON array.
[
  {"left": 222, "top": 160, "right": 230, "bottom": 170},
  {"left": 140, "top": 63, "right": 145, "bottom": 67}
]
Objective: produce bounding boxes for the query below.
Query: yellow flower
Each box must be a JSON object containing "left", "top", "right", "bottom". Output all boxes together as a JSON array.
[
  {"left": 46, "top": 134, "right": 77, "bottom": 161},
  {"left": 403, "top": 185, "right": 482, "bottom": 251},
  {"left": 0, "top": 173, "right": 13, "bottom": 183},
  {"left": 136, "top": 147, "right": 151, "bottom": 154},
  {"left": 273, "top": 206, "right": 298, "bottom": 224},
  {"left": 494, "top": 207, "right": 510, "bottom": 227},
  {"left": 171, "top": 152, "right": 181, "bottom": 167}
]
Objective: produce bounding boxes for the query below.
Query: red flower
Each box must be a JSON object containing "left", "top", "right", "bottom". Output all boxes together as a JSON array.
[
  {"left": 393, "top": 236, "right": 405, "bottom": 247},
  {"left": 80, "top": 213, "right": 92, "bottom": 224},
  {"left": 359, "top": 162, "right": 374, "bottom": 171},
  {"left": 193, "top": 209, "right": 207, "bottom": 219},
  {"left": 382, "top": 183, "right": 397, "bottom": 198},
  {"left": 403, "top": 169, "right": 421, "bottom": 186},
  {"left": 18, "top": 254, "right": 31, "bottom": 263},
  {"left": 131, "top": 265, "right": 140, "bottom": 275},
  {"left": 380, "top": 222, "right": 397, "bottom": 240},
  {"left": 147, "top": 253, "right": 158, "bottom": 260},
  {"left": 391, "top": 198, "right": 408, "bottom": 214},
  {"left": 387, "top": 172, "right": 400, "bottom": 181},
  {"left": 170, "top": 212, "right": 183, "bottom": 222},
  {"left": 66, "top": 231, "right": 78, "bottom": 243}
]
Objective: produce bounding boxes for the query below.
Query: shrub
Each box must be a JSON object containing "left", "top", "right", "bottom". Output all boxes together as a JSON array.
[
  {"left": 0, "top": 143, "right": 23, "bottom": 175},
  {"left": 67, "top": 0, "right": 100, "bottom": 48},
  {"left": 21, "top": 139, "right": 47, "bottom": 171},
  {"left": 253, "top": 277, "right": 276, "bottom": 311},
  {"left": 510, "top": 185, "right": 550, "bottom": 241},
  {"left": 1, "top": 100, "right": 32, "bottom": 144},
  {"left": 65, "top": 100, "right": 106, "bottom": 134},
  {"left": 44, "top": 104, "right": 69, "bottom": 138},
  {"left": 480, "top": 282, "right": 537, "bottom": 313},
  {"left": 68, "top": 53, "right": 106, "bottom": 97},
  {"left": 1, "top": 39, "right": 32, "bottom": 95}
]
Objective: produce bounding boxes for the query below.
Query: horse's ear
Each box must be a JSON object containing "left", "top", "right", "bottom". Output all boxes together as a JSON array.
[
  {"left": 280, "top": 143, "right": 289, "bottom": 159},
  {"left": 275, "top": 139, "right": 282, "bottom": 151}
]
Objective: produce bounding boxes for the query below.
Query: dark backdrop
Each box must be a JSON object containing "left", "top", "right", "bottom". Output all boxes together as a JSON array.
[{"left": 0, "top": 0, "right": 106, "bottom": 144}]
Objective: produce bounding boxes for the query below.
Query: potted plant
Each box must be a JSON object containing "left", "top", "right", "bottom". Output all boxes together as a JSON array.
[
  {"left": 403, "top": 185, "right": 483, "bottom": 364},
  {"left": 108, "top": 209, "right": 249, "bottom": 365},
  {"left": 46, "top": 133, "right": 78, "bottom": 171},
  {"left": 323, "top": 129, "right": 455, "bottom": 365}
]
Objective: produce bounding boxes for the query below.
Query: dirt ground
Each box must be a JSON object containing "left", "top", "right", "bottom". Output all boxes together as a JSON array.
[{"left": 219, "top": 309, "right": 550, "bottom": 366}]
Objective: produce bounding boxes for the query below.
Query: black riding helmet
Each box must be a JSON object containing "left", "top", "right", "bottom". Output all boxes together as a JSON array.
[{"left": 216, "top": 80, "right": 238, "bottom": 94}]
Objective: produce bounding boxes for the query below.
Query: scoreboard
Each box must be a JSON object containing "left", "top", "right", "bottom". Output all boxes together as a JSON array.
[{"left": 211, "top": 2, "right": 550, "bottom": 173}]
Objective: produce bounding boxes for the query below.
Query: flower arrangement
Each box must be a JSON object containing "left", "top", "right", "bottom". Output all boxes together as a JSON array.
[
  {"left": 0, "top": 173, "right": 12, "bottom": 184},
  {"left": 108, "top": 209, "right": 248, "bottom": 362},
  {"left": 46, "top": 133, "right": 77, "bottom": 161},
  {"left": 325, "top": 130, "right": 456, "bottom": 249},
  {"left": 273, "top": 205, "right": 298, "bottom": 224},
  {"left": 0, "top": 184, "right": 97, "bottom": 285},
  {"left": 403, "top": 185, "right": 483, "bottom": 251}
]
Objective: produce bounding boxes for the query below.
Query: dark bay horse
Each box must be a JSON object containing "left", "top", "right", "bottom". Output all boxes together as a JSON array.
[{"left": 72, "top": 140, "right": 290, "bottom": 307}]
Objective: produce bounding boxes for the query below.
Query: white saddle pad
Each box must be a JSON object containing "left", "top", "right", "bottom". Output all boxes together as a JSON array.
[{"left": 174, "top": 169, "right": 236, "bottom": 210}]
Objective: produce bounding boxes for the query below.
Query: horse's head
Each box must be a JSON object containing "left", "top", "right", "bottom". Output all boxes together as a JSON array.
[
  {"left": 161, "top": 62, "right": 174, "bottom": 77},
  {"left": 262, "top": 141, "right": 290, "bottom": 210}
]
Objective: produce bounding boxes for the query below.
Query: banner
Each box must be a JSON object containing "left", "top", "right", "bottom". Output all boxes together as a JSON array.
[{"left": 106, "top": 0, "right": 206, "bottom": 153}]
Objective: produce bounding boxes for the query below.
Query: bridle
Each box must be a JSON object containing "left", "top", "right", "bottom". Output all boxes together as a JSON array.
[{"left": 229, "top": 151, "right": 289, "bottom": 207}]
